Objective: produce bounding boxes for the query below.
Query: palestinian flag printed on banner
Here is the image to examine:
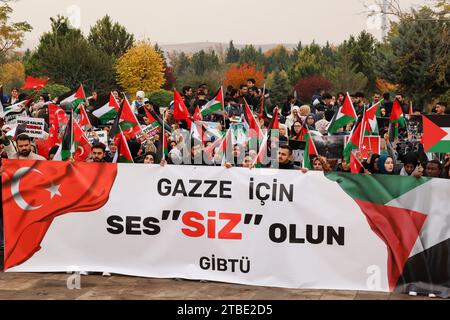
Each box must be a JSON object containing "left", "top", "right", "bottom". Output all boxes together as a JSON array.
[
  {"left": 327, "top": 172, "right": 450, "bottom": 297},
  {"left": 93, "top": 93, "right": 120, "bottom": 124},
  {"left": 328, "top": 93, "right": 357, "bottom": 135},
  {"left": 60, "top": 85, "right": 86, "bottom": 109},
  {"left": 200, "top": 87, "right": 224, "bottom": 117},
  {"left": 422, "top": 115, "right": 450, "bottom": 153}
]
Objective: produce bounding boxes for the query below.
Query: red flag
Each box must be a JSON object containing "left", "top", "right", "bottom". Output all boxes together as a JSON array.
[
  {"left": 48, "top": 104, "right": 69, "bottom": 145},
  {"left": 21, "top": 76, "right": 49, "bottom": 90},
  {"left": 173, "top": 89, "right": 192, "bottom": 128},
  {"left": 72, "top": 120, "right": 92, "bottom": 162},
  {"left": 1, "top": 160, "right": 118, "bottom": 269},
  {"left": 193, "top": 105, "right": 203, "bottom": 122},
  {"left": 78, "top": 104, "right": 91, "bottom": 129},
  {"left": 243, "top": 98, "right": 264, "bottom": 140},
  {"left": 350, "top": 152, "right": 363, "bottom": 174}
]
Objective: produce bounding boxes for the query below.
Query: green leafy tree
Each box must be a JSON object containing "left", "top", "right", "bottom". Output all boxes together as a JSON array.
[
  {"left": 327, "top": 46, "right": 368, "bottom": 93},
  {"left": 266, "top": 70, "right": 292, "bottom": 107},
  {"left": 239, "top": 45, "right": 265, "bottom": 69},
  {"left": 169, "top": 51, "right": 191, "bottom": 77},
  {"left": 288, "top": 43, "right": 327, "bottom": 84},
  {"left": 191, "top": 50, "right": 220, "bottom": 75},
  {"left": 146, "top": 89, "right": 173, "bottom": 107},
  {"left": 374, "top": 6, "right": 450, "bottom": 108},
  {"left": 265, "top": 45, "right": 293, "bottom": 73},
  {"left": 26, "top": 16, "right": 116, "bottom": 92},
  {"left": 343, "top": 31, "right": 377, "bottom": 92},
  {"left": 0, "top": 2, "right": 32, "bottom": 63},
  {"left": 225, "top": 40, "right": 240, "bottom": 63},
  {"left": 88, "top": 15, "right": 134, "bottom": 58}
]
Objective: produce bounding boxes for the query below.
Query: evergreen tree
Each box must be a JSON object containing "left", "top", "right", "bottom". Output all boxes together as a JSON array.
[{"left": 225, "top": 40, "right": 240, "bottom": 63}]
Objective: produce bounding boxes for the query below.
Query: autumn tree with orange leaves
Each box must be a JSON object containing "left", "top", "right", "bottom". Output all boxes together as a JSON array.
[{"left": 224, "top": 64, "right": 264, "bottom": 88}]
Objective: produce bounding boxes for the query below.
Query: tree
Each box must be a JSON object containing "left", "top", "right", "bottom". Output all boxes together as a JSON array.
[
  {"left": 294, "top": 75, "right": 332, "bottom": 103},
  {"left": 41, "top": 83, "right": 71, "bottom": 99},
  {"left": 288, "top": 43, "right": 328, "bottom": 84},
  {"left": 225, "top": 40, "right": 240, "bottom": 63},
  {"left": 25, "top": 16, "right": 116, "bottom": 93},
  {"left": 169, "top": 51, "right": 191, "bottom": 77},
  {"left": 88, "top": 15, "right": 134, "bottom": 58},
  {"left": 327, "top": 46, "right": 368, "bottom": 94},
  {"left": 0, "top": 2, "right": 32, "bottom": 63},
  {"left": 266, "top": 70, "right": 291, "bottom": 107},
  {"left": 342, "top": 31, "right": 377, "bottom": 92},
  {"left": 146, "top": 89, "right": 173, "bottom": 107},
  {"left": 239, "top": 45, "right": 265, "bottom": 69},
  {"left": 373, "top": 6, "right": 450, "bottom": 108},
  {"left": 115, "top": 41, "right": 165, "bottom": 94},
  {"left": 191, "top": 49, "right": 220, "bottom": 75},
  {"left": 163, "top": 66, "right": 176, "bottom": 90},
  {"left": 224, "top": 64, "right": 264, "bottom": 88},
  {"left": 265, "top": 45, "right": 293, "bottom": 73},
  {"left": 0, "top": 60, "right": 25, "bottom": 92}
]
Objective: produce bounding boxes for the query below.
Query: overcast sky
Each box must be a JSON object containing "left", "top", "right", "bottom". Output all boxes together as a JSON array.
[{"left": 10, "top": 0, "right": 427, "bottom": 49}]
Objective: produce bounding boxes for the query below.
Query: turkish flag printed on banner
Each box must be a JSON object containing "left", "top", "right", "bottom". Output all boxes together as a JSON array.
[{"left": 1, "top": 160, "right": 118, "bottom": 270}]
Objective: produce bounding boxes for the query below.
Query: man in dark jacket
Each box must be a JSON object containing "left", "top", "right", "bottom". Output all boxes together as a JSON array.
[{"left": 278, "top": 145, "right": 300, "bottom": 170}]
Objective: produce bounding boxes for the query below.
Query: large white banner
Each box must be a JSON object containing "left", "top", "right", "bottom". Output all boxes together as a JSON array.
[{"left": 3, "top": 161, "right": 390, "bottom": 292}]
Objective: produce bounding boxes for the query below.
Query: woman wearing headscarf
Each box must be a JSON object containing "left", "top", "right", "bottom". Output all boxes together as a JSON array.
[
  {"left": 285, "top": 106, "right": 301, "bottom": 130},
  {"left": 377, "top": 155, "right": 395, "bottom": 175},
  {"left": 305, "top": 113, "right": 316, "bottom": 130}
]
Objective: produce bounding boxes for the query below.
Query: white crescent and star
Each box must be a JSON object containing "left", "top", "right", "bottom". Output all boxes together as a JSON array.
[{"left": 11, "top": 167, "right": 62, "bottom": 211}]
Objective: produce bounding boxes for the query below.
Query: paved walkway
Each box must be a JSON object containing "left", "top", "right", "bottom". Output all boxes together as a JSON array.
[{"left": 0, "top": 250, "right": 441, "bottom": 300}]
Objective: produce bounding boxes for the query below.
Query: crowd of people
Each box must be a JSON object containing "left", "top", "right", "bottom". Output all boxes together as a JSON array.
[{"left": 0, "top": 80, "right": 450, "bottom": 252}]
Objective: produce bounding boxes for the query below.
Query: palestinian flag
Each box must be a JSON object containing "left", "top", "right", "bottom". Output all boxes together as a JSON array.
[
  {"left": 343, "top": 120, "right": 364, "bottom": 163},
  {"left": 143, "top": 107, "right": 162, "bottom": 131},
  {"left": 252, "top": 134, "right": 269, "bottom": 168},
  {"left": 54, "top": 113, "right": 91, "bottom": 162},
  {"left": 327, "top": 173, "right": 450, "bottom": 297},
  {"left": 200, "top": 87, "right": 224, "bottom": 117},
  {"left": 60, "top": 85, "right": 86, "bottom": 109},
  {"left": 190, "top": 121, "right": 205, "bottom": 145},
  {"left": 119, "top": 97, "right": 142, "bottom": 140},
  {"left": 217, "top": 127, "right": 232, "bottom": 165},
  {"left": 328, "top": 93, "right": 357, "bottom": 135},
  {"left": 363, "top": 102, "right": 380, "bottom": 135},
  {"left": 389, "top": 99, "right": 406, "bottom": 140},
  {"left": 113, "top": 131, "right": 134, "bottom": 163},
  {"left": 422, "top": 115, "right": 450, "bottom": 153},
  {"left": 243, "top": 98, "right": 264, "bottom": 148},
  {"left": 93, "top": 93, "right": 120, "bottom": 124},
  {"left": 2, "top": 100, "right": 27, "bottom": 115},
  {"left": 303, "top": 130, "right": 319, "bottom": 170},
  {"left": 53, "top": 113, "right": 74, "bottom": 161}
]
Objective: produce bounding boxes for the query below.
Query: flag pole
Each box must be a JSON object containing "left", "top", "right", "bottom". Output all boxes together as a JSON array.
[{"left": 162, "top": 108, "right": 166, "bottom": 162}]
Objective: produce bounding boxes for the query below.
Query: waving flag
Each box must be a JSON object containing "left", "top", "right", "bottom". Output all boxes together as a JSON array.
[
  {"left": 328, "top": 93, "right": 357, "bottom": 135},
  {"left": 21, "top": 76, "right": 49, "bottom": 90},
  {"left": 200, "top": 87, "right": 224, "bottom": 117},
  {"left": 93, "top": 93, "right": 120, "bottom": 124}
]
